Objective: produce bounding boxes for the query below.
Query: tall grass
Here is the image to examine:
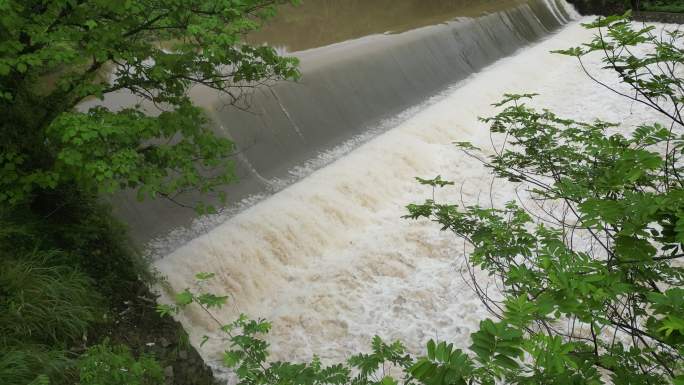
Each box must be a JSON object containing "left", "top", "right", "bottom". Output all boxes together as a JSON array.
[
  {"left": 0, "top": 254, "right": 103, "bottom": 344},
  {"left": 0, "top": 347, "right": 67, "bottom": 385},
  {"left": 0, "top": 253, "right": 103, "bottom": 385},
  {"left": 0, "top": 188, "right": 158, "bottom": 384}
]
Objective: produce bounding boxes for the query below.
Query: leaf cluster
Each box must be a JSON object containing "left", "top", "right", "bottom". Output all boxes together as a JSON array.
[
  {"left": 77, "top": 341, "right": 164, "bottom": 385},
  {"left": 406, "top": 15, "right": 684, "bottom": 384},
  {"left": 0, "top": 0, "right": 300, "bottom": 210}
]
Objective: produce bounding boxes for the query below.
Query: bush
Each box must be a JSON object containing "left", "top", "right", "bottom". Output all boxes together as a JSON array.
[
  {"left": 77, "top": 342, "right": 164, "bottom": 385},
  {"left": 0, "top": 2, "right": 303, "bottom": 384},
  {"left": 405, "top": 15, "right": 684, "bottom": 384},
  {"left": 640, "top": 0, "right": 684, "bottom": 13}
]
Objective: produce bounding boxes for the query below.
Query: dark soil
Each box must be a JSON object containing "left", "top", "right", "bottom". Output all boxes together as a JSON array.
[
  {"left": 567, "top": 0, "right": 630, "bottom": 15},
  {"left": 100, "top": 281, "right": 218, "bottom": 385}
]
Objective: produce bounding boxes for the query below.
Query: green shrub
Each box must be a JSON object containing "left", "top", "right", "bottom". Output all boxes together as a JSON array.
[
  {"left": 640, "top": 0, "right": 684, "bottom": 12},
  {"left": 0, "top": 2, "right": 303, "bottom": 384},
  {"left": 77, "top": 342, "right": 164, "bottom": 385}
]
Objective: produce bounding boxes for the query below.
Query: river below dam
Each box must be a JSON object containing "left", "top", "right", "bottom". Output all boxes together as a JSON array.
[{"left": 132, "top": 0, "right": 668, "bottom": 377}]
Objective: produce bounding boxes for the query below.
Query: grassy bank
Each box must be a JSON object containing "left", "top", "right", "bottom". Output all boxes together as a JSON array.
[{"left": 0, "top": 188, "right": 215, "bottom": 385}]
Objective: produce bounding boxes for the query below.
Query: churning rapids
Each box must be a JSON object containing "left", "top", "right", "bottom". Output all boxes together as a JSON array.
[{"left": 121, "top": 0, "right": 668, "bottom": 377}]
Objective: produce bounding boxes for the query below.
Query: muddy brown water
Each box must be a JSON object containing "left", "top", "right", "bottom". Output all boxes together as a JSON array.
[{"left": 247, "top": 0, "right": 527, "bottom": 52}]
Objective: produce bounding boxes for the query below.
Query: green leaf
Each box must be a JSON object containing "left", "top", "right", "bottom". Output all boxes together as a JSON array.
[
  {"left": 223, "top": 351, "right": 242, "bottom": 368},
  {"left": 427, "top": 339, "right": 436, "bottom": 360},
  {"left": 155, "top": 304, "right": 176, "bottom": 317},
  {"left": 196, "top": 293, "right": 228, "bottom": 308},
  {"left": 380, "top": 376, "right": 398, "bottom": 385},
  {"left": 493, "top": 354, "right": 519, "bottom": 370},
  {"left": 200, "top": 335, "right": 209, "bottom": 347},
  {"left": 175, "top": 290, "right": 193, "bottom": 306},
  {"left": 415, "top": 175, "right": 455, "bottom": 188},
  {"left": 195, "top": 272, "right": 216, "bottom": 280}
]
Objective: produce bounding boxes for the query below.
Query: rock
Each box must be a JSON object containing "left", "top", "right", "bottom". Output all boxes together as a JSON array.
[
  {"left": 164, "top": 365, "right": 174, "bottom": 378},
  {"left": 160, "top": 337, "right": 171, "bottom": 348},
  {"left": 178, "top": 350, "right": 188, "bottom": 360}
]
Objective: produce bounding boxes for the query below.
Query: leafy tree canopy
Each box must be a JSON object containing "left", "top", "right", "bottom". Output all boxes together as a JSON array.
[{"left": 0, "top": 0, "right": 300, "bottom": 208}]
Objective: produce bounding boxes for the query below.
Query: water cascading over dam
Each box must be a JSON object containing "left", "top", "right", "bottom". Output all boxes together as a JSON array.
[
  {"left": 123, "top": 0, "right": 664, "bottom": 374},
  {"left": 114, "top": 0, "right": 574, "bottom": 246}
]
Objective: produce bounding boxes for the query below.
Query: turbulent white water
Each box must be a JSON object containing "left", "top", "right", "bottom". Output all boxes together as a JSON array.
[{"left": 155, "top": 18, "right": 667, "bottom": 373}]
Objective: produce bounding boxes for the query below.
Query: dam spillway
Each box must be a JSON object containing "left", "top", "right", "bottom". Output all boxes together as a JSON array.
[
  {"left": 114, "top": 0, "right": 574, "bottom": 247},
  {"left": 124, "top": 0, "right": 665, "bottom": 375}
]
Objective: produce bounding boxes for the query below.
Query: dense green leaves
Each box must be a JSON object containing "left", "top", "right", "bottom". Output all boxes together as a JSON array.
[
  {"left": 77, "top": 342, "right": 164, "bottom": 385},
  {"left": 640, "top": 0, "right": 684, "bottom": 13},
  {"left": 1, "top": 0, "right": 300, "bottom": 209},
  {"left": 1, "top": 3, "right": 302, "bottom": 383},
  {"left": 405, "top": 14, "right": 684, "bottom": 385},
  {"left": 411, "top": 341, "right": 473, "bottom": 385}
]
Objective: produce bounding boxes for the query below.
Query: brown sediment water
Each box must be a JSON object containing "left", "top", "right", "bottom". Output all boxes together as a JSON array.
[{"left": 246, "top": 0, "right": 528, "bottom": 52}]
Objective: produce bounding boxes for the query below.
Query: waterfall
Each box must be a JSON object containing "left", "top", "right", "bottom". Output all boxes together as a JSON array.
[
  {"left": 128, "top": 0, "right": 668, "bottom": 376},
  {"left": 114, "top": 0, "right": 578, "bottom": 246}
]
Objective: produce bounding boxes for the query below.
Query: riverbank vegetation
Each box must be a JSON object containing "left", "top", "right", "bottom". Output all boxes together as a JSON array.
[
  {"left": 571, "top": 0, "right": 684, "bottom": 15},
  {"left": 163, "top": 13, "right": 684, "bottom": 385},
  {"left": 640, "top": 0, "right": 684, "bottom": 13},
  {"left": 0, "top": 1, "right": 299, "bottom": 384}
]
